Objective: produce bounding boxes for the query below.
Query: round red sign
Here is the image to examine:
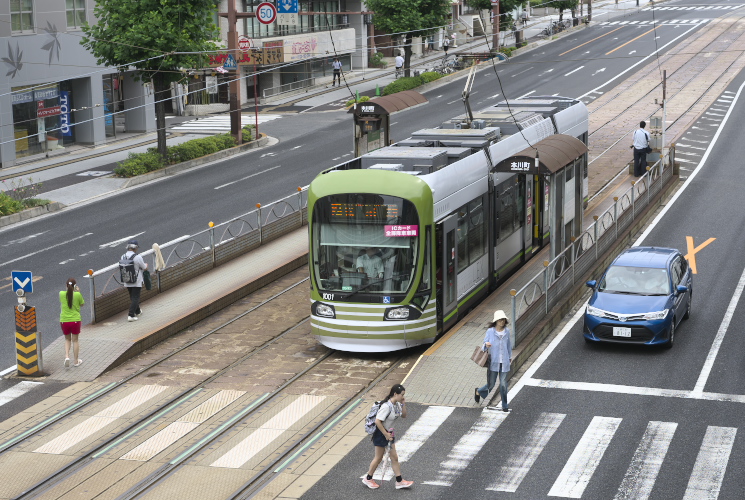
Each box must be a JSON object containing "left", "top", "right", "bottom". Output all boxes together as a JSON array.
[
  {"left": 256, "top": 2, "right": 277, "bottom": 25},
  {"left": 238, "top": 36, "right": 253, "bottom": 52}
]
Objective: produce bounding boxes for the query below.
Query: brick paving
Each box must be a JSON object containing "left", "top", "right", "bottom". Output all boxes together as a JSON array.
[{"left": 403, "top": 13, "right": 745, "bottom": 408}]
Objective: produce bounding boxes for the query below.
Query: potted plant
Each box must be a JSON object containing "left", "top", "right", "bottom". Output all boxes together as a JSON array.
[{"left": 46, "top": 134, "right": 59, "bottom": 150}]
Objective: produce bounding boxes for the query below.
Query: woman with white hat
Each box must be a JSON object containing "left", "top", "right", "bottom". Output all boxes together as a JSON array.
[{"left": 474, "top": 310, "right": 512, "bottom": 411}]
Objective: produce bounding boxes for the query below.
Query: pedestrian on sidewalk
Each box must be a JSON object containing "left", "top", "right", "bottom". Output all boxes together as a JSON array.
[
  {"left": 427, "top": 36, "right": 435, "bottom": 54},
  {"left": 59, "top": 278, "right": 84, "bottom": 367},
  {"left": 442, "top": 36, "right": 450, "bottom": 56},
  {"left": 631, "top": 121, "right": 652, "bottom": 177},
  {"left": 521, "top": 10, "right": 528, "bottom": 26},
  {"left": 120, "top": 240, "right": 147, "bottom": 322},
  {"left": 332, "top": 57, "right": 343, "bottom": 87},
  {"left": 474, "top": 310, "right": 512, "bottom": 412},
  {"left": 395, "top": 52, "right": 404, "bottom": 78},
  {"left": 362, "top": 384, "right": 414, "bottom": 490}
]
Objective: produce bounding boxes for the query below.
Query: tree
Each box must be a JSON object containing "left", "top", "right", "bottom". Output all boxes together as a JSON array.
[
  {"left": 81, "top": 0, "right": 219, "bottom": 159},
  {"left": 467, "top": 0, "right": 524, "bottom": 38},
  {"left": 365, "top": 0, "right": 451, "bottom": 78},
  {"left": 554, "top": 0, "right": 579, "bottom": 21}
]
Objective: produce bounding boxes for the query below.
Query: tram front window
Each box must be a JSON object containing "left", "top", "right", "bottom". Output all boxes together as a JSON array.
[{"left": 313, "top": 194, "right": 419, "bottom": 295}]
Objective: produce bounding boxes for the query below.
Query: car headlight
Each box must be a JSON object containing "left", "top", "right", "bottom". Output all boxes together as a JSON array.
[
  {"left": 586, "top": 305, "right": 608, "bottom": 318},
  {"left": 386, "top": 307, "right": 410, "bottom": 320},
  {"left": 315, "top": 303, "right": 335, "bottom": 318},
  {"left": 643, "top": 309, "right": 669, "bottom": 320}
]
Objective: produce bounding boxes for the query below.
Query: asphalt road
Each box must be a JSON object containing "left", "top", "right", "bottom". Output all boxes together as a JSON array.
[
  {"left": 305, "top": 26, "right": 745, "bottom": 500},
  {"left": 0, "top": 3, "right": 731, "bottom": 371}
]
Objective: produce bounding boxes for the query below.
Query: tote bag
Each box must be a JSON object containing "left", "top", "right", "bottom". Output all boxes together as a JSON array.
[{"left": 471, "top": 346, "right": 489, "bottom": 367}]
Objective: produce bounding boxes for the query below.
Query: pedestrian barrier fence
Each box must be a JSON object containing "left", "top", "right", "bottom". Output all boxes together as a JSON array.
[
  {"left": 85, "top": 187, "right": 308, "bottom": 323},
  {"left": 262, "top": 77, "right": 316, "bottom": 99},
  {"left": 510, "top": 149, "right": 674, "bottom": 347}
]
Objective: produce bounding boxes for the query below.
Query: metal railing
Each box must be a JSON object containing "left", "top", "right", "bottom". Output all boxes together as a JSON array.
[
  {"left": 262, "top": 77, "right": 316, "bottom": 99},
  {"left": 85, "top": 187, "right": 308, "bottom": 323},
  {"left": 509, "top": 151, "right": 674, "bottom": 347}
]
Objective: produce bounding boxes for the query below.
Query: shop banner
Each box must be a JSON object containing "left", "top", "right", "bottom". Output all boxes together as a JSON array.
[
  {"left": 12, "top": 90, "right": 33, "bottom": 104},
  {"left": 34, "top": 88, "right": 59, "bottom": 101},
  {"left": 37, "top": 101, "right": 62, "bottom": 118},
  {"left": 60, "top": 91, "right": 72, "bottom": 137}
]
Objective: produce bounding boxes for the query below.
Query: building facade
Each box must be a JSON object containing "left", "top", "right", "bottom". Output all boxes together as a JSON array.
[{"left": 0, "top": 0, "right": 154, "bottom": 169}]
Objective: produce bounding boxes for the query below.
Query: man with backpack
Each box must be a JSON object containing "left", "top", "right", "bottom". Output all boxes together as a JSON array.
[{"left": 120, "top": 240, "right": 147, "bottom": 322}]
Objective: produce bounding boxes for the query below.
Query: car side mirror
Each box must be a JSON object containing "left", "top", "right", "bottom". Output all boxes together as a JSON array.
[
  {"left": 676, "top": 285, "right": 688, "bottom": 294},
  {"left": 586, "top": 280, "right": 597, "bottom": 289}
]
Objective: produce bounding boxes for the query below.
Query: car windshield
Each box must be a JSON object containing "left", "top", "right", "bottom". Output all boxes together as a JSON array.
[{"left": 599, "top": 266, "right": 670, "bottom": 295}]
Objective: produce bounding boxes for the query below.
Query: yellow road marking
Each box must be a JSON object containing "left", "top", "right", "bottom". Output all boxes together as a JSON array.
[
  {"left": 606, "top": 26, "right": 658, "bottom": 55},
  {"left": 560, "top": 26, "right": 625, "bottom": 56},
  {"left": 685, "top": 236, "right": 716, "bottom": 274},
  {"left": 0, "top": 275, "right": 43, "bottom": 293}
]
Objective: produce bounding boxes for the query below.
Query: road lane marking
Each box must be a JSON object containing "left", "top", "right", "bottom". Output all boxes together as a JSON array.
[
  {"left": 1, "top": 231, "right": 49, "bottom": 247},
  {"left": 606, "top": 26, "right": 658, "bottom": 55},
  {"left": 517, "top": 90, "right": 536, "bottom": 99},
  {"left": 615, "top": 421, "right": 677, "bottom": 500},
  {"left": 0, "top": 381, "right": 43, "bottom": 407},
  {"left": 560, "top": 27, "right": 626, "bottom": 56},
  {"left": 214, "top": 165, "right": 282, "bottom": 190},
  {"left": 682, "top": 426, "right": 736, "bottom": 500},
  {"left": 0, "top": 233, "right": 93, "bottom": 267},
  {"left": 34, "top": 385, "right": 168, "bottom": 455},
  {"left": 422, "top": 409, "right": 509, "bottom": 486},
  {"left": 511, "top": 66, "right": 534, "bottom": 77},
  {"left": 99, "top": 232, "right": 146, "bottom": 249},
  {"left": 548, "top": 416, "right": 622, "bottom": 498},
  {"left": 371, "top": 405, "right": 455, "bottom": 481},
  {"left": 564, "top": 66, "right": 585, "bottom": 76},
  {"left": 487, "top": 412, "right": 566, "bottom": 492},
  {"left": 684, "top": 236, "right": 716, "bottom": 274},
  {"left": 210, "top": 395, "right": 326, "bottom": 469}
]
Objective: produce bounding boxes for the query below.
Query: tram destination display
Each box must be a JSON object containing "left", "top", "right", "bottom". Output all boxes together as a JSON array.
[{"left": 330, "top": 203, "right": 399, "bottom": 221}]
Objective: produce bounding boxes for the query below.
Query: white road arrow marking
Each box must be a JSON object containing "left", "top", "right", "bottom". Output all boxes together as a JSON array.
[
  {"left": 99, "top": 232, "right": 146, "bottom": 249},
  {"left": 592, "top": 68, "right": 606, "bottom": 76},
  {"left": 541, "top": 68, "right": 555, "bottom": 75},
  {"left": 2, "top": 231, "right": 49, "bottom": 247},
  {"left": 629, "top": 50, "right": 637, "bottom": 54},
  {"left": 564, "top": 66, "right": 584, "bottom": 76},
  {"left": 260, "top": 152, "right": 276, "bottom": 157},
  {"left": 13, "top": 277, "right": 30, "bottom": 288}
]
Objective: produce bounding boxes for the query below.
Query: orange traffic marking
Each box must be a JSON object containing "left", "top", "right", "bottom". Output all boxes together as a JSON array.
[
  {"left": 606, "top": 26, "right": 658, "bottom": 55},
  {"left": 685, "top": 236, "right": 716, "bottom": 274},
  {"left": 560, "top": 26, "right": 625, "bottom": 56}
]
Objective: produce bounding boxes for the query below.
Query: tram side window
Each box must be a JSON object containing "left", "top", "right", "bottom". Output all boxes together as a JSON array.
[
  {"left": 499, "top": 185, "right": 517, "bottom": 241},
  {"left": 420, "top": 227, "right": 431, "bottom": 292},
  {"left": 457, "top": 198, "right": 486, "bottom": 273}
]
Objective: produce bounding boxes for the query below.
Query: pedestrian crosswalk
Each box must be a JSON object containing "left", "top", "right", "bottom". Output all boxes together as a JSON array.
[
  {"left": 643, "top": 4, "right": 741, "bottom": 10},
  {"left": 599, "top": 19, "right": 711, "bottom": 25},
  {"left": 0, "top": 381, "right": 42, "bottom": 407},
  {"left": 366, "top": 405, "right": 742, "bottom": 497},
  {"left": 170, "top": 114, "right": 282, "bottom": 132}
]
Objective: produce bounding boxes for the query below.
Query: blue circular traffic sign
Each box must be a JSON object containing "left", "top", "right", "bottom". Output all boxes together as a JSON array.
[{"left": 257, "top": 2, "right": 277, "bottom": 24}]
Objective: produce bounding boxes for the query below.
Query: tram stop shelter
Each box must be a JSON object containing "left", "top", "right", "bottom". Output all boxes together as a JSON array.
[
  {"left": 493, "top": 134, "right": 588, "bottom": 261},
  {"left": 348, "top": 90, "right": 428, "bottom": 156}
]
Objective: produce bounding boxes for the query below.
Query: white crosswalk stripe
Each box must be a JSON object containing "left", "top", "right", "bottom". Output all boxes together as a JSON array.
[
  {"left": 682, "top": 426, "right": 737, "bottom": 499},
  {"left": 615, "top": 421, "right": 677, "bottom": 500},
  {"left": 171, "top": 114, "right": 282, "bottom": 132},
  {"left": 548, "top": 416, "right": 622, "bottom": 498},
  {"left": 487, "top": 412, "right": 566, "bottom": 492},
  {"left": 0, "top": 381, "right": 42, "bottom": 407},
  {"left": 644, "top": 4, "right": 740, "bottom": 9},
  {"left": 600, "top": 19, "right": 711, "bottom": 25}
]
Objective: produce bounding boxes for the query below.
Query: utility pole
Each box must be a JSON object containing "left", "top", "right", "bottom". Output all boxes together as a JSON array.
[
  {"left": 227, "top": 0, "right": 242, "bottom": 144},
  {"left": 588, "top": 0, "right": 592, "bottom": 21},
  {"left": 662, "top": 69, "right": 667, "bottom": 166},
  {"left": 492, "top": 0, "right": 500, "bottom": 49}
]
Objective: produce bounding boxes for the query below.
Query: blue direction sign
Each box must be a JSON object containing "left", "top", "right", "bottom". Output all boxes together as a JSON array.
[
  {"left": 278, "top": 0, "right": 298, "bottom": 13},
  {"left": 11, "top": 271, "right": 33, "bottom": 294},
  {"left": 223, "top": 54, "right": 237, "bottom": 70}
]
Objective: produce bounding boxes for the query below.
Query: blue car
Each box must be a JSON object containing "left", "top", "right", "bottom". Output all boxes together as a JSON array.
[{"left": 583, "top": 247, "right": 692, "bottom": 348}]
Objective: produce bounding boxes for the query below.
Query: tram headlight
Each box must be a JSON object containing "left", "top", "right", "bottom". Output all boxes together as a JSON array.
[
  {"left": 315, "top": 303, "right": 336, "bottom": 318},
  {"left": 386, "top": 307, "right": 410, "bottom": 320}
]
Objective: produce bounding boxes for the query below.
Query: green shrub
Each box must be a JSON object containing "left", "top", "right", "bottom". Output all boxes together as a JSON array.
[
  {"left": 419, "top": 71, "right": 444, "bottom": 84},
  {"left": 345, "top": 95, "right": 371, "bottom": 107},
  {"left": 114, "top": 151, "right": 165, "bottom": 177},
  {"left": 0, "top": 192, "right": 24, "bottom": 216},
  {"left": 382, "top": 76, "right": 423, "bottom": 95},
  {"left": 369, "top": 52, "right": 386, "bottom": 69},
  {"left": 241, "top": 125, "right": 254, "bottom": 141}
]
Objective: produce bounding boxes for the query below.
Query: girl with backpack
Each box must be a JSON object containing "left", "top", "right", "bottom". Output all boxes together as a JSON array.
[
  {"left": 474, "top": 310, "right": 512, "bottom": 411},
  {"left": 59, "top": 278, "right": 84, "bottom": 367},
  {"left": 362, "top": 383, "right": 414, "bottom": 490}
]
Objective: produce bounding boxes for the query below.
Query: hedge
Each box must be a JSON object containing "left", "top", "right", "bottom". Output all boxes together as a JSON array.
[
  {"left": 0, "top": 193, "right": 51, "bottom": 216},
  {"left": 114, "top": 134, "right": 237, "bottom": 177},
  {"left": 382, "top": 71, "right": 444, "bottom": 96}
]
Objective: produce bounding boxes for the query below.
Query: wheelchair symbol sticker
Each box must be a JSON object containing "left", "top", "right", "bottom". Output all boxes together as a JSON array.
[{"left": 383, "top": 296, "right": 391, "bottom": 304}]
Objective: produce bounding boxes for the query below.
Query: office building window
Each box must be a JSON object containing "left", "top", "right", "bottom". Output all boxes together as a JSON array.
[
  {"left": 11, "top": 0, "right": 34, "bottom": 33},
  {"left": 67, "top": 0, "right": 86, "bottom": 29}
]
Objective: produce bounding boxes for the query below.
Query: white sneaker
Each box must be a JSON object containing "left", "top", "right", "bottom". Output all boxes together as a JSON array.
[
  {"left": 128, "top": 316, "right": 138, "bottom": 322},
  {"left": 74, "top": 359, "right": 83, "bottom": 367},
  {"left": 137, "top": 308, "right": 143, "bottom": 316},
  {"left": 64, "top": 358, "right": 70, "bottom": 367}
]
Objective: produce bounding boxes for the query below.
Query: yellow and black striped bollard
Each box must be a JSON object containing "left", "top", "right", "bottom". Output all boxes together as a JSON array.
[{"left": 16, "top": 305, "right": 43, "bottom": 376}]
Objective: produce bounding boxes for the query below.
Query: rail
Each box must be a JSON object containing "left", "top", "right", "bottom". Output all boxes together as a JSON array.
[
  {"left": 509, "top": 149, "right": 675, "bottom": 347},
  {"left": 85, "top": 187, "right": 308, "bottom": 323}
]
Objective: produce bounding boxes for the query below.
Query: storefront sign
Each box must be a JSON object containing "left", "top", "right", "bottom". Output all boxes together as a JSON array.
[
  {"left": 208, "top": 43, "right": 284, "bottom": 67},
  {"left": 288, "top": 35, "right": 318, "bottom": 61},
  {"left": 60, "top": 91, "right": 72, "bottom": 137},
  {"left": 37, "top": 101, "right": 62, "bottom": 118},
  {"left": 384, "top": 225, "right": 419, "bottom": 237},
  {"left": 12, "top": 90, "right": 33, "bottom": 104},
  {"left": 34, "top": 88, "right": 59, "bottom": 101}
]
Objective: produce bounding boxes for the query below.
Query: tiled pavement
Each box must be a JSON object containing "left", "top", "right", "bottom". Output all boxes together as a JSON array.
[{"left": 402, "top": 13, "right": 745, "bottom": 408}]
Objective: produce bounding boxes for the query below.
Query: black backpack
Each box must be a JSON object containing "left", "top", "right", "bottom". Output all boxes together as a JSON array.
[{"left": 119, "top": 252, "right": 139, "bottom": 284}]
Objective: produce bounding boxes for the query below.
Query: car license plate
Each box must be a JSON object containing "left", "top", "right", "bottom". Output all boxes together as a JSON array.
[{"left": 613, "top": 327, "right": 631, "bottom": 338}]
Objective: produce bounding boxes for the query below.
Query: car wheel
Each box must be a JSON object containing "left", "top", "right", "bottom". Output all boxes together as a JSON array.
[
  {"left": 665, "top": 319, "right": 675, "bottom": 349},
  {"left": 684, "top": 293, "right": 692, "bottom": 320}
]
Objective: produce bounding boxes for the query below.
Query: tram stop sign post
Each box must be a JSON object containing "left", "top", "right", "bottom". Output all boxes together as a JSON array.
[{"left": 11, "top": 271, "right": 43, "bottom": 376}]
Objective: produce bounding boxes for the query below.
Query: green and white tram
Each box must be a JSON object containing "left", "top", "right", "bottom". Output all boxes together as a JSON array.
[{"left": 308, "top": 96, "right": 589, "bottom": 352}]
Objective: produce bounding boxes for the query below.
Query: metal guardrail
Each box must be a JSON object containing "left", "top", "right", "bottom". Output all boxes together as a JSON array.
[
  {"left": 509, "top": 150, "right": 674, "bottom": 347},
  {"left": 85, "top": 187, "right": 308, "bottom": 323},
  {"left": 262, "top": 77, "right": 316, "bottom": 99}
]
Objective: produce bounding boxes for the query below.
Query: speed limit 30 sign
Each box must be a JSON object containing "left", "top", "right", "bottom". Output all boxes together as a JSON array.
[{"left": 256, "top": 2, "right": 277, "bottom": 24}]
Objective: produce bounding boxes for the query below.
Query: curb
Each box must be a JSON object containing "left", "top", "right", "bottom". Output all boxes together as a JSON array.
[
  {"left": 119, "top": 135, "right": 271, "bottom": 188},
  {"left": 0, "top": 201, "right": 66, "bottom": 229}
]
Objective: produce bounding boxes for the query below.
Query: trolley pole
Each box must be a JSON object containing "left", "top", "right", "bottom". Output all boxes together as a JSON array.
[{"left": 661, "top": 70, "right": 667, "bottom": 167}]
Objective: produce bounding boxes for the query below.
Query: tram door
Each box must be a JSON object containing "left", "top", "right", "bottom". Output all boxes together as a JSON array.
[
  {"left": 532, "top": 175, "right": 544, "bottom": 251},
  {"left": 436, "top": 214, "right": 458, "bottom": 332}
]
